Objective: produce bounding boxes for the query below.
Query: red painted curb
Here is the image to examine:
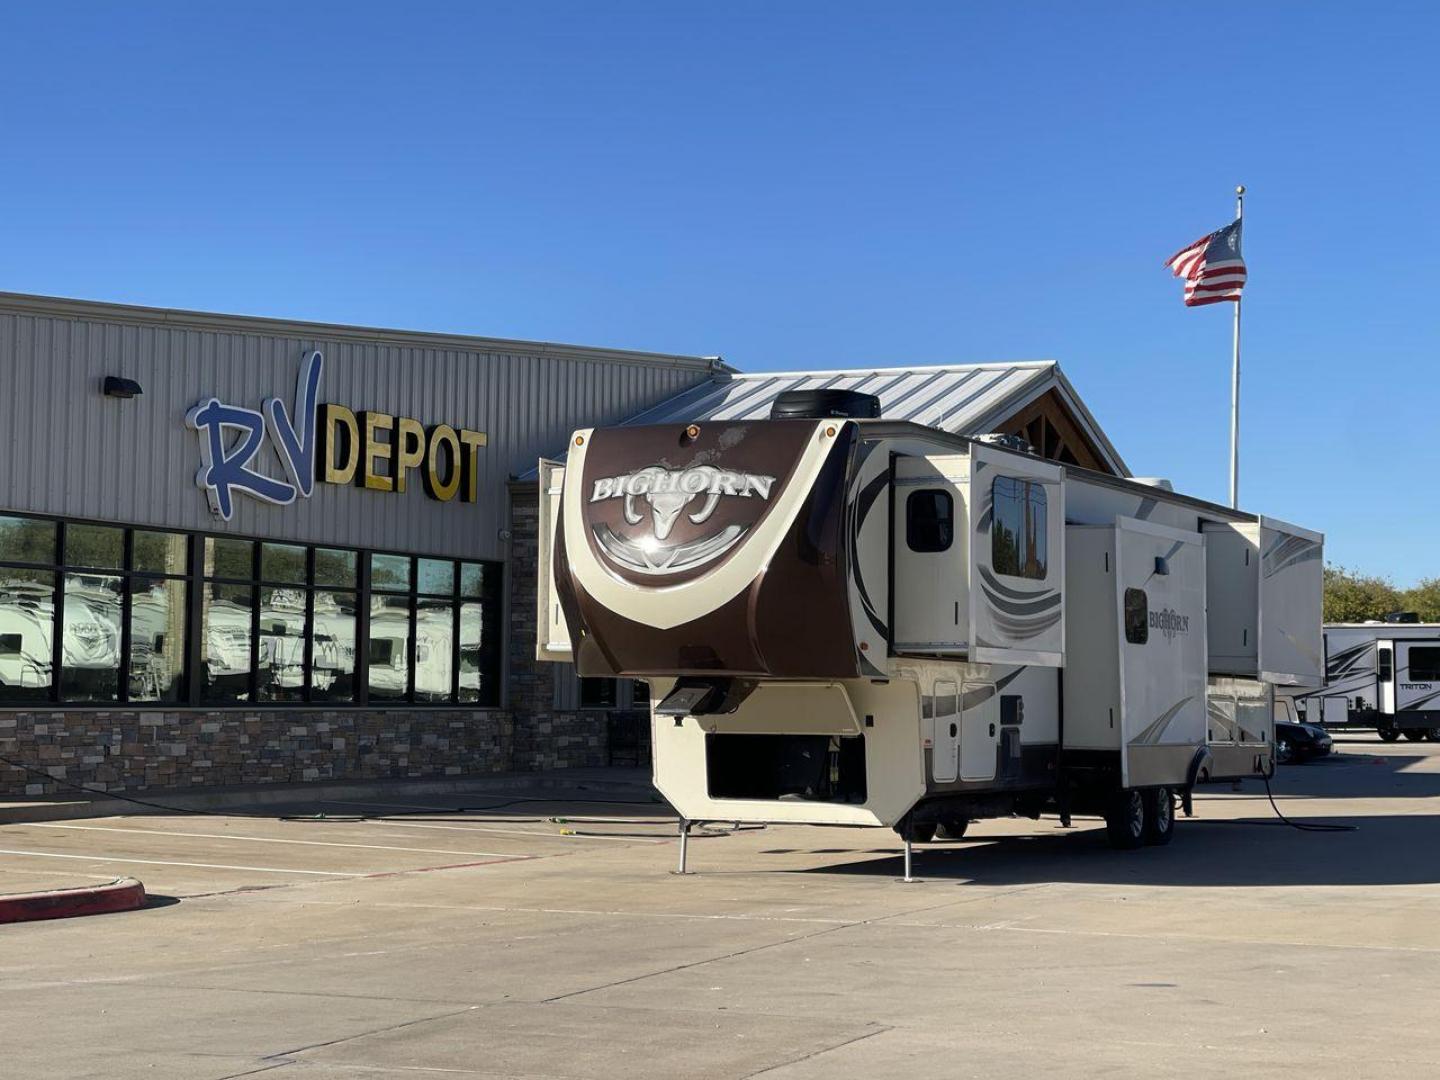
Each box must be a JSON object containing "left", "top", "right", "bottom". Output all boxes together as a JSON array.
[{"left": 0, "top": 877, "right": 147, "bottom": 924}]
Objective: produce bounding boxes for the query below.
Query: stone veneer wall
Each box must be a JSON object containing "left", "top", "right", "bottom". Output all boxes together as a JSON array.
[
  {"left": 0, "top": 487, "right": 647, "bottom": 798},
  {"left": 505, "top": 488, "right": 648, "bottom": 772},
  {"left": 0, "top": 709, "right": 512, "bottom": 797}
]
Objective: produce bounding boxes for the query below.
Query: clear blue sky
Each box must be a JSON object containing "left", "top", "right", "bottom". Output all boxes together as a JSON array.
[{"left": 3, "top": 3, "right": 1436, "bottom": 583}]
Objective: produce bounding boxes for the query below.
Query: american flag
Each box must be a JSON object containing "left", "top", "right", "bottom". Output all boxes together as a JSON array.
[{"left": 1165, "top": 220, "right": 1246, "bottom": 306}]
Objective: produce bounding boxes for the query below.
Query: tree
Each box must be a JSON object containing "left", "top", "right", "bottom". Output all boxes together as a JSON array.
[
  {"left": 1401, "top": 578, "right": 1440, "bottom": 622},
  {"left": 1323, "top": 565, "right": 1402, "bottom": 623}
]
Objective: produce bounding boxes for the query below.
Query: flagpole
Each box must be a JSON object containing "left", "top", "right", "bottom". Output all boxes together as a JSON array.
[{"left": 1229, "top": 184, "right": 1245, "bottom": 509}]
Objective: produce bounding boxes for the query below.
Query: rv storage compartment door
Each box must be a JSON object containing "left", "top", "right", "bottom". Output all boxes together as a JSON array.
[
  {"left": 535, "top": 458, "right": 572, "bottom": 662},
  {"left": 1116, "top": 517, "right": 1207, "bottom": 789},
  {"left": 1257, "top": 517, "right": 1324, "bottom": 687},
  {"left": 1202, "top": 522, "right": 1258, "bottom": 676},
  {"left": 969, "top": 445, "right": 1065, "bottom": 667},
  {"left": 891, "top": 454, "right": 968, "bottom": 654}
]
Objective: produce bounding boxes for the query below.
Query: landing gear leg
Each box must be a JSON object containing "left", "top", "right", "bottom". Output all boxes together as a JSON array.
[
  {"left": 673, "top": 817, "right": 693, "bottom": 875},
  {"left": 902, "top": 833, "right": 915, "bottom": 883}
]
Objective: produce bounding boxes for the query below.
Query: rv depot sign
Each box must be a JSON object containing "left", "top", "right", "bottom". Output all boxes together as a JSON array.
[{"left": 185, "top": 351, "right": 487, "bottom": 520}]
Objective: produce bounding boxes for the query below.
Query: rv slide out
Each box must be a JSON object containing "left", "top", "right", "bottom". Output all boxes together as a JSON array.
[
  {"left": 1286, "top": 623, "right": 1440, "bottom": 741},
  {"left": 535, "top": 399, "right": 1324, "bottom": 861}
]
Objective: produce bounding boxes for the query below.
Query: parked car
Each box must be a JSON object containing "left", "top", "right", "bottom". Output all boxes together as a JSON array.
[{"left": 1275, "top": 720, "right": 1333, "bottom": 764}]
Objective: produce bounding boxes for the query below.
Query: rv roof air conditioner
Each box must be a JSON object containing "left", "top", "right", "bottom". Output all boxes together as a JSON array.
[
  {"left": 973, "top": 432, "right": 1035, "bottom": 455},
  {"left": 769, "top": 389, "right": 881, "bottom": 420}
]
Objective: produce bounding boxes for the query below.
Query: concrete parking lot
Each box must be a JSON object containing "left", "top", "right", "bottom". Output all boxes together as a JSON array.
[{"left": 3, "top": 736, "right": 1439, "bottom": 1080}]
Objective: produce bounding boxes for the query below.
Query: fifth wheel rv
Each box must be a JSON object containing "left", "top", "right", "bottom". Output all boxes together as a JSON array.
[{"left": 535, "top": 388, "right": 1325, "bottom": 864}]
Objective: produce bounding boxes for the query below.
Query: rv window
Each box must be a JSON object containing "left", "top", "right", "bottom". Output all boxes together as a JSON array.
[
  {"left": 991, "top": 477, "right": 1047, "bottom": 579},
  {"left": 1409, "top": 647, "right": 1440, "bottom": 682},
  {"left": 1124, "top": 588, "right": 1149, "bottom": 644},
  {"left": 906, "top": 489, "right": 954, "bottom": 553},
  {"left": 1378, "top": 647, "right": 1393, "bottom": 682}
]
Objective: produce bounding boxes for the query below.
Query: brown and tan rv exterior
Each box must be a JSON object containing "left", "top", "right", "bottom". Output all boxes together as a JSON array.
[{"left": 536, "top": 394, "right": 1324, "bottom": 865}]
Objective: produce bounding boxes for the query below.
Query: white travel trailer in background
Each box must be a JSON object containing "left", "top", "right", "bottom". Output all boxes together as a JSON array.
[
  {"left": 1287, "top": 622, "right": 1440, "bottom": 741},
  {"left": 536, "top": 386, "right": 1325, "bottom": 865}
]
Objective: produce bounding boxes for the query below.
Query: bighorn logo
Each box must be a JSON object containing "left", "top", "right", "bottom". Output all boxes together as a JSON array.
[
  {"left": 588, "top": 465, "right": 776, "bottom": 575},
  {"left": 1149, "top": 607, "right": 1191, "bottom": 641}
]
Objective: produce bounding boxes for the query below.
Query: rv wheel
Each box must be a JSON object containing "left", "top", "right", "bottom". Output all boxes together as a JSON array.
[
  {"left": 1378, "top": 729, "right": 1401, "bottom": 743},
  {"left": 1142, "top": 788, "right": 1175, "bottom": 846},
  {"left": 898, "top": 818, "right": 936, "bottom": 843},
  {"left": 1104, "top": 790, "right": 1146, "bottom": 850},
  {"left": 1403, "top": 730, "right": 1426, "bottom": 742},
  {"left": 1426, "top": 730, "right": 1440, "bottom": 742},
  {"left": 935, "top": 819, "right": 969, "bottom": 840}
]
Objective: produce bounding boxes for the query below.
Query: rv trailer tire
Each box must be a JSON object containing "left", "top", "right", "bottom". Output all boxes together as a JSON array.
[
  {"left": 1378, "top": 728, "right": 1401, "bottom": 743},
  {"left": 1104, "top": 790, "right": 1146, "bottom": 850},
  {"left": 1142, "top": 788, "right": 1175, "bottom": 846},
  {"left": 1426, "top": 730, "right": 1440, "bottom": 742},
  {"left": 935, "top": 819, "right": 969, "bottom": 840},
  {"left": 897, "top": 817, "right": 936, "bottom": 843}
]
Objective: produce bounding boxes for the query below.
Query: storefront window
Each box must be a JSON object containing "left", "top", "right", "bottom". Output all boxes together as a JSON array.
[
  {"left": 65, "top": 524, "right": 124, "bottom": 569},
  {"left": 310, "top": 591, "right": 357, "bottom": 702},
  {"left": 60, "top": 573, "right": 123, "bottom": 701},
  {"left": 203, "top": 583, "right": 254, "bottom": 703},
  {"left": 207, "top": 537, "right": 255, "bottom": 580},
  {"left": 0, "top": 515, "right": 56, "bottom": 564},
  {"left": 314, "top": 548, "right": 357, "bottom": 588},
  {"left": 129, "top": 577, "right": 186, "bottom": 703},
  {"left": 370, "top": 553, "right": 411, "bottom": 591},
  {"left": 132, "top": 531, "right": 188, "bottom": 576},
  {"left": 0, "top": 566, "right": 56, "bottom": 701},
  {"left": 257, "top": 586, "right": 308, "bottom": 701},
  {"left": 260, "top": 543, "right": 308, "bottom": 585},
  {"left": 368, "top": 592, "right": 411, "bottom": 702},
  {"left": 0, "top": 513, "right": 501, "bottom": 709}
]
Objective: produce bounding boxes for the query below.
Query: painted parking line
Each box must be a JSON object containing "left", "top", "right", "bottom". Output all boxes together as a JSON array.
[
  {"left": 0, "top": 849, "right": 362, "bottom": 877},
  {"left": 355, "top": 819, "right": 671, "bottom": 844},
  {"left": 24, "top": 822, "right": 523, "bottom": 859}
]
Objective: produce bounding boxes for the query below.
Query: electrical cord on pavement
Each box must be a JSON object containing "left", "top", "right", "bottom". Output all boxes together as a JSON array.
[{"left": 1185, "top": 771, "right": 1358, "bottom": 833}]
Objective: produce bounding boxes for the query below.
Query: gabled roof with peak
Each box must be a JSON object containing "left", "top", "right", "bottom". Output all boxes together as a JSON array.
[{"left": 620, "top": 360, "right": 1129, "bottom": 476}]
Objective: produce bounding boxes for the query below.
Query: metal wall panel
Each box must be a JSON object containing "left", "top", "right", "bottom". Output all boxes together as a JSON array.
[{"left": 0, "top": 295, "right": 718, "bottom": 562}]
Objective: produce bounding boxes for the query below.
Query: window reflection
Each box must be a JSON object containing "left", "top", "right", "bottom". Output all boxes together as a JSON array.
[
  {"left": 415, "top": 597, "right": 454, "bottom": 701},
  {"left": 132, "top": 531, "right": 188, "bottom": 575},
  {"left": 129, "top": 578, "right": 186, "bottom": 702},
  {"left": 66, "top": 525, "right": 124, "bottom": 569},
  {"left": 0, "top": 516, "right": 56, "bottom": 564},
  {"left": 61, "top": 573, "right": 123, "bottom": 701},
  {"left": 0, "top": 568, "right": 55, "bottom": 701},
  {"left": 203, "top": 583, "right": 253, "bottom": 702},
  {"left": 458, "top": 601, "right": 484, "bottom": 703},
  {"left": 311, "top": 591, "right": 357, "bottom": 702},
  {"left": 257, "top": 586, "right": 308, "bottom": 701},
  {"left": 368, "top": 594, "right": 411, "bottom": 701}
]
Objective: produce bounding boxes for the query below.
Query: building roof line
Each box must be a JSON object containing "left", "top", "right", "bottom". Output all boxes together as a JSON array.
[{"left": 0, "top": 290, "right": 730, "bottom": 372}]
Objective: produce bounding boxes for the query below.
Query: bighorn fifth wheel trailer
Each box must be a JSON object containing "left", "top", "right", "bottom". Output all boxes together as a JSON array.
[
  {"left": 1289, "top": 622, "right": 1440, "bottom": 741},
  {"left": 535, "top": 390, "right": 1324, "bottom": 864}
]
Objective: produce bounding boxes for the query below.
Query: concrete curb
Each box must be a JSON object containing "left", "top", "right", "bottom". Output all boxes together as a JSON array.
[
  {"left": 0, "top": 877, "right": 148, "bottom": 924},
  {"left": 0, "top": 768, "right": 661, "bottom": 824}
]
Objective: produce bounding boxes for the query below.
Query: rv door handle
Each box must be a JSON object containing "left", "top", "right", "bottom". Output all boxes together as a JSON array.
[
  {"left": 949, "top": 723, "right": 957, "bottom": 737},
  {"left": 988, "top": 723, "right": 996, "bottom": 737}
]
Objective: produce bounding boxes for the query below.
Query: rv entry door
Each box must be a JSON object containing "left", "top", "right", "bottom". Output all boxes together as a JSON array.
[{"left": 891, "top": 455, "right": 968, "bottom": 654}]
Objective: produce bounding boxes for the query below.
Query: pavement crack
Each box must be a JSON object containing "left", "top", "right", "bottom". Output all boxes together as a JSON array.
[
  {"left": 263, "top": 1005, "right": 482, "bottom": 1061},
  {"left": 738, "top": 1024, "right": 893, "bottom": 1079},
  {"left": 541, "top": 921, "right": 854, "bottom": 1004}
]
